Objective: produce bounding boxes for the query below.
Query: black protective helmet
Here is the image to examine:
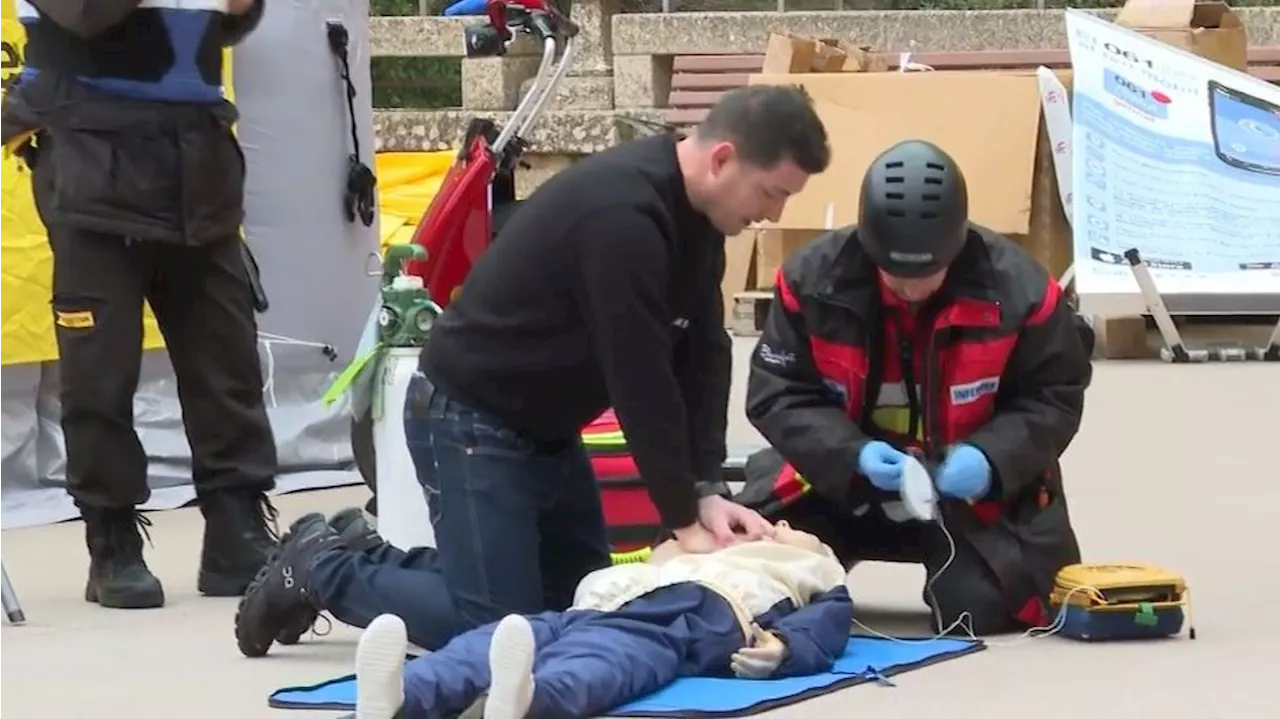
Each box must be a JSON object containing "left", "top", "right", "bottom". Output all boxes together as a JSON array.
[{"left": 857, "top": 140, "right": 969, "bottom": 278}]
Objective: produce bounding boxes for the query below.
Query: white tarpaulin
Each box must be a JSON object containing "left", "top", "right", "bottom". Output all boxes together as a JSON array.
[{"left": 1, "top": 0, "right": 379, "bottom": 529}]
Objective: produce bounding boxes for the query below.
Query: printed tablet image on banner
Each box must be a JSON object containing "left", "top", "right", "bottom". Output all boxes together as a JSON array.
[
  {"left": 1089, "top": 247, "right": 1192, "bottom": 271},
  {"left": 1209, "top": 80, "right": 1280, "bottom": 176},
  {"left": 1104, "top": 69, "right": 1171, "bottom": 121}
]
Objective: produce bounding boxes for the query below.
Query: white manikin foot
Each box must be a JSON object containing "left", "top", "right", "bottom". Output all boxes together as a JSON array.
[
  {"left": 355, "top": 614, "right": 408, "bottom": 719},
  {"left": 484, "top": 614, "right": 537, "bottom": 719}
]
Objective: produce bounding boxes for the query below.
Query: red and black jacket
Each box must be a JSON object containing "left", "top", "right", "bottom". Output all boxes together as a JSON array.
[{"left": 743, "top": 224, "right": 1093, "bottom": 621}]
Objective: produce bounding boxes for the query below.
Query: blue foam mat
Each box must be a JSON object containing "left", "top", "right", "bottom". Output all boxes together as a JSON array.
[{"left": 270, "top": 635, "right": 983, "bottom": 717}]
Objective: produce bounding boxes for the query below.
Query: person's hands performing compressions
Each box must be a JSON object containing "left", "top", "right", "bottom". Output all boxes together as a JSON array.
[
  {"left": 857, "top": 440, "right": 909, "bottom": 491},
  {"left": 672, "top": 496, "right": 774, "bottom": 553}
]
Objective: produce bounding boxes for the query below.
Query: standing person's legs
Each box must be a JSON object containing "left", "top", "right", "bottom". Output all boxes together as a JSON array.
[
  {"left": 42, "top": 182, "right": 165, "bottom": 608},
  {"left": 147, "top": 238, "right": 279, "bottom": 596},
  {"left": 537, "top": 441, "right": 611, "bottom": 610}
]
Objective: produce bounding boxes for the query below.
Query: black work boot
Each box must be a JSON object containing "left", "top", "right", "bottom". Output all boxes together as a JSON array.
[
  {"left": 330, "top": 506, "right": 383, "bottom": 553},
  {"left": 275, "top": 508, "right": 382, "bottom": 646},
  {"left": 83, "top": 508, "right": 165, "bottom": 609},
  {"left": 197, "top": 489, "right": 280, "bottom": 597},
  {"left": 235, "top": 513, "right": 342, "bottom": 657}
]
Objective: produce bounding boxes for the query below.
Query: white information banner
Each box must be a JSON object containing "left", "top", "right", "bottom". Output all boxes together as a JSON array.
[{"left": 1065, "top": 10, "right": 1280, "bottom": 301}]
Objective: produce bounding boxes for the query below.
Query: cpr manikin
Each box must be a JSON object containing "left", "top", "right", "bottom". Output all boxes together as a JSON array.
[{"left": 349, "top": 522, "right": 854, "bottom": 719}]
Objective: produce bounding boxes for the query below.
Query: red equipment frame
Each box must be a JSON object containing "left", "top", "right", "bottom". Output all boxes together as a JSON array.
[{"left": 404, "top": 0, "right": 577, "bottom": 307}]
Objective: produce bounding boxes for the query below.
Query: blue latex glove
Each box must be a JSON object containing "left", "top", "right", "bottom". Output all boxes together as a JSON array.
[
  {"left": 857, "top": 441, "right": 908, "bottom": 491},
  {"left": 935, "top": 444, "right": 992, "bottom": 500}
]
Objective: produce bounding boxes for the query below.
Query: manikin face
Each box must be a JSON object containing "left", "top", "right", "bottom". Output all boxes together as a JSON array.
[
  {"left": 700, "top": 141, "right": 811, "bottom": 236},
  {"left": 880, "top": 268, "right": 948, "bottom": 304},
  {"left": 647, "top": 522, "right": 834, "bottom": 563},
  {"left": 769, "top": 521, "right": 833, "bottom": 558}
]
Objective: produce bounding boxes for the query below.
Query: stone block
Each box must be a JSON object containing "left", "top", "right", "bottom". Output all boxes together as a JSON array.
[
  {"left": 518, "top": 72, "right": 615, "bottom": 111},
  {"left": 609, "top": 8, "right": 1280, "bottom": 56},
  {"left": 613, "top": 54, "right": 673, "bottom": 109},
  {"left": 462, "top": 56, "right": 541, "bottom": 111},
  {"left": 373, "top": 108, "right": 664, "bottom": 154},
  {"left": 515, "top": 154, "right": 581, "bottom": 199}
]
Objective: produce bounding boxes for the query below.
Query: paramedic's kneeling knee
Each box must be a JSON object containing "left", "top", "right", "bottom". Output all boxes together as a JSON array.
[{"left": 921, "top": 547, "right": 1018, "bottom": 636}]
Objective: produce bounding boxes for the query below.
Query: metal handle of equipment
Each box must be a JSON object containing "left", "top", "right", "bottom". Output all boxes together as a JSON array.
[{"left": 492, "top": 34, "right": 574, "bottom": 155}]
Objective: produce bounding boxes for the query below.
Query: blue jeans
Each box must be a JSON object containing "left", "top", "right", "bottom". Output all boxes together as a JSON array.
[
  {"left": 401, "top": 583, "right": 744, "bottom": 719},
  {"left": 307, "top": 372, "right": 612, "bottom": 650}
]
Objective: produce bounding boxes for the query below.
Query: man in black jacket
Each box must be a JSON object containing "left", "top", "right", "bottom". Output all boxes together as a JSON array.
[
  {"left": 740, "top": 140, "right": 1094, "bottom": 635},
  {"left": 2, "top": 0, "right": 279, "bottom": 611},
  {"left": 234, "top": 86, "right": 832, "bottom": 657}
]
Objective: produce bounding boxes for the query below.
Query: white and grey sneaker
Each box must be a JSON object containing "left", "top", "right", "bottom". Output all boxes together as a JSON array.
[
  {"left": 484, "top": 614, "right": 537, "bottom": 719},
  {"left": 355, "top": 614, "right": 408, "bottom": 719}
]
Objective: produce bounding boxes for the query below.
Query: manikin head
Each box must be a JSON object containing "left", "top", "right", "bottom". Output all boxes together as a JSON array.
[
  {"left": 857, "top": 140, "right": 971, "bottom": 304},
  {"left": 677, "top": 86, "right": 831, "bottom": 236},
  {"left": 648, "top": 521, "right": 835, "bottom": 563}
]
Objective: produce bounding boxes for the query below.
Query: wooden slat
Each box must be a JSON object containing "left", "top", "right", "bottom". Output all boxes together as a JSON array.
[
  {"left": 669, "top": 89, "right": 727, "bottom": 108},
  {"left": 661, "top": 107, "right": 713, "bottom": 127},
  {"left": 671, "top": 73, "right": 752, "bottom": 90},
  {"left": 672, "top": 55, "right": 765, "bottom": 73}
]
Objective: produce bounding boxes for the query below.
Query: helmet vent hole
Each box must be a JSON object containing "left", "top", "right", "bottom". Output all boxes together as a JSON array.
[
  {"left": 887, "top": 208, "right": 907, "bottom": 218},
  {"left": 886, "top": 161, "right": 905, "bottom": 169},
  {"left": 886, "top": 176, "right": 904, "bottom": 184},
  {"left": 924, "top": 177, "right": 943, "bottom": 185},
  {"left": 886, "top": 192, "right": 905, "bottom": 200},
  {"left": 926, "top": 162, "right": 945, "bottom": 171},
  {"left": 919, "top": 211, "right": 939, "bottom": 220},
  {"left": 922, "top": 193, "right": 940, "bottom": 201}
]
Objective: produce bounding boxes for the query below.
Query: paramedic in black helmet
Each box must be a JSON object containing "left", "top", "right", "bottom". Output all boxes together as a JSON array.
[{"left": 741, "top": 139, "right": 1095, "bottom": 634}]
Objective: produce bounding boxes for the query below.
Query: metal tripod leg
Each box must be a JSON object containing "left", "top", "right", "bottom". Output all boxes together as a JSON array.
[
  {"left": 1258, "top": 315, "right": 1280, "bottom": 361},
  {"left": 1124, "top": 249, "right": 1205, "bottom": 363},
  {"left": 2, "top": 563, "right": 25, "bottom": 624}
]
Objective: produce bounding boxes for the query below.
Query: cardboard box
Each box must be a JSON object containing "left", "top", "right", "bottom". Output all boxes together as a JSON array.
[
  {"left": 761, "top": 33, "right": 888, "bottom": 76},
  {"left": 721, "top": 228, "right": 758, "bottom": 320},
  {"left": 755, "top": 229, "right": 823, "bottom": 289},
  {"left": 747, "top": 70, "right": 1074, "bottom": 278},
  {"left": 1116, "top": 0, "right": 1247, "bottom": 71}
]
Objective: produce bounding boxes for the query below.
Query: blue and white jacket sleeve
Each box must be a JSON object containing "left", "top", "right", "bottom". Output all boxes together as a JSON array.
[{"left": 759, "top": 585, "right": 853, "bottom": 678}]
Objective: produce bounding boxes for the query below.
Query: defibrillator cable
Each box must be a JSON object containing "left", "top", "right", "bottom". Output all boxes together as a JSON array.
[
  {"left": 851, "top": 511, "right": 1091, "bottom": 648},
  {"left": 851, "top": 508, "right": 1195, "bottom": 646},
  {"left": 326, "top": 20, "right": 376, "bottom": 228}
]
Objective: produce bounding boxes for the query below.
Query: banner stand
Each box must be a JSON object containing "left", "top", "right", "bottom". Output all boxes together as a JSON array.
[{"left": 1126, "top": 248, "right": 1280, "bottom": 363}]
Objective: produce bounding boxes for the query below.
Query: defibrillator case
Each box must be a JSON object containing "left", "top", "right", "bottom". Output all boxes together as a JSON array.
[{"left": 1050, "top": 564, "right": 1191, "bottom": 641}]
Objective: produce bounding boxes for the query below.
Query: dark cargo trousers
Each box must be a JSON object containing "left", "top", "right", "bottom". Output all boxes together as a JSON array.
[{"left": 32, "top": 159, "right": 277, "bottom": 509}]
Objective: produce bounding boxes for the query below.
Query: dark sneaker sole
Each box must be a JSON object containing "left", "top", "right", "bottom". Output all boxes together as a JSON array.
[
  {"left": 277, "top": 608, "right": 320, "bottom": 645},
  {"left": 234, "top": 514, "right": 328, "bottom": 657},
  {"left": 86, "top": 580, "right": 166, "bottom": 609},
  {"left": 234, "top": 560, "right": 278, "bottom": 657}
]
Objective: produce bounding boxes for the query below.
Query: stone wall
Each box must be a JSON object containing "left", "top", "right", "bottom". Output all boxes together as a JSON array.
[{"left": 371, "top": 6, "right": 1280, "bottom": 193}]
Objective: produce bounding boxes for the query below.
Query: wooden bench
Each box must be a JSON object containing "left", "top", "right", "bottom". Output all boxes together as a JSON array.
[{"left": 666, "top": 47, "right": 1280, "bottom": 127}]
